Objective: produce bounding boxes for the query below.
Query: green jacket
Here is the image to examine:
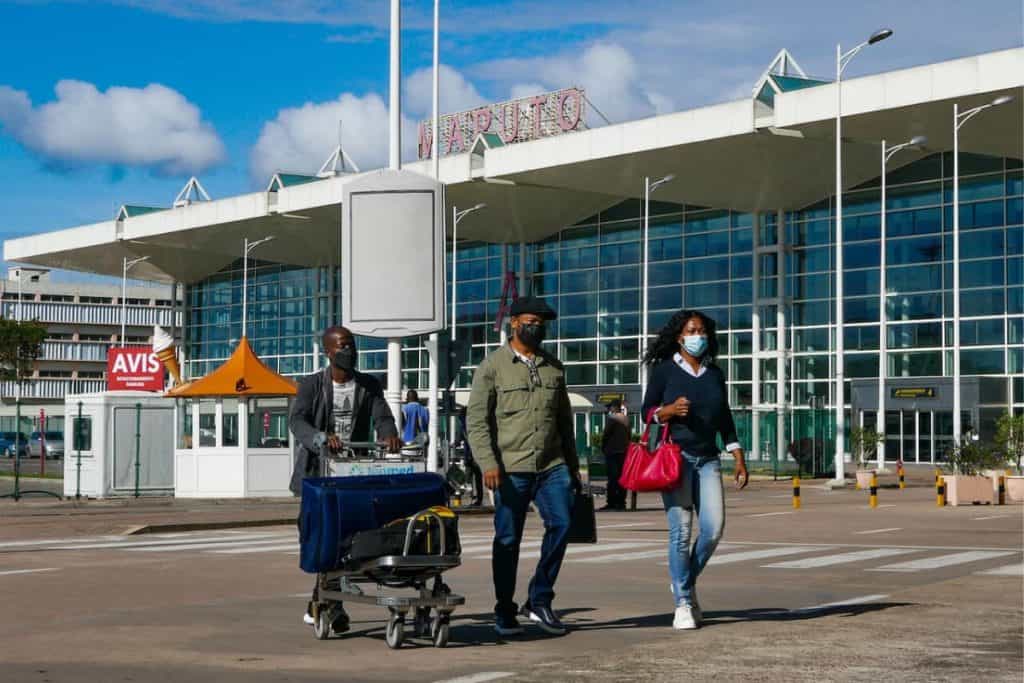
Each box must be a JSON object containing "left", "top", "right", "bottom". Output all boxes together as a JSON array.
[{"left": 466, "top": 345, "right": 579, "bottom": 476}]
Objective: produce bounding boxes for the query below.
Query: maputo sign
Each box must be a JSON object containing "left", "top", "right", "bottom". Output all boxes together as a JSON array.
[
  {"left": 418, "top": 87, "right": 587, "bottom": 159},
  {"left": 107, "top": 348, "right": 164, "bottom": 391}
]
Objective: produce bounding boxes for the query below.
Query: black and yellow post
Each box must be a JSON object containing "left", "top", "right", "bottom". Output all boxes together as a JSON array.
[
  {"left": 898, "top": 464, "right": 905, "bottom": 490},
  {"left": 935, "top": 468, "right": 941, "bottom": 487},
  {"left": 936, "top": 476, "right": 946, "bottom": 507},
  {"left": 869, "top": 473, "right": 878, "bottom": 508},
  {"left": 792, "top": 476, "right": 801, "bottom": 509},
  {"left": 998, "top": 474, "right": 1006, "bottom": 505}
]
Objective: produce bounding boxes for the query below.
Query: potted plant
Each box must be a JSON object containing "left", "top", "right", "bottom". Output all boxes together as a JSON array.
[
  {"left": 849, "top": 426, "right": 884, "bottom": 489},
  {"left": 994, "top": 413, "right": 1024, "bottom": 503},
  {"left": 943, "top": 440, "right": 1001, "bottom": 506}
]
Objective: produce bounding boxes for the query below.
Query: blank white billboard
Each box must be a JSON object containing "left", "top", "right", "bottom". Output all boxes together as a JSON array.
[{"left": 341, "top": 169, "right": 446, "bottom": 337}]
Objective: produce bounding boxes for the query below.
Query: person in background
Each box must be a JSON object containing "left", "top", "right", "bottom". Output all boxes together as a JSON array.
[
  {"left": 466, "top": 296, "right": 580, "bottom": 638},
  {"left": 289, "top": 325, "right": 401, "bottom": 634},
  {"left": 641, "top": 309, "right": 748, "bottom": 631},
  {"left": 402, "top": 389, "right": 429, "bottom": 445},
  {"left": 457, "top": 410, "right": 484, "bottom": 507},
  {"left": 599, "top": 399, "right": 630, "bottom": 511}
]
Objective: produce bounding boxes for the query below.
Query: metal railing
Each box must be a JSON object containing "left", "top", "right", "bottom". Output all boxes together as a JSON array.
[
  {"left": 40, "top": 341, "right": 110, "bottom": 362},
  {"left": 1, "top": 301, "right": 180, "bottom": 327},
  {"left": 0, "top": 379, "right": 106, "bottom": 399}
]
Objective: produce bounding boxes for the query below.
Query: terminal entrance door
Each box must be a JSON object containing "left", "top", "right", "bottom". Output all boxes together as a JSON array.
[{"left": 873, "top": 410, "right": 955, "bottom": 464}]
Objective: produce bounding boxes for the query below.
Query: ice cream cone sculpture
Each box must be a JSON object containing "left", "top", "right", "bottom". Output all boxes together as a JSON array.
[{"left": 153, "top": 325, "right": 182, "bottom": 386}]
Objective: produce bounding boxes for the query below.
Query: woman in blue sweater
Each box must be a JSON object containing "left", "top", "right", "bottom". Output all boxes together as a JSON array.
[{"left": 641, "top": 309, "right": 748, "bottom": 631}]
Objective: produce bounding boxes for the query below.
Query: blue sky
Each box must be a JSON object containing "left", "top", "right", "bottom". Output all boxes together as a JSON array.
[{"left": 1, "top": 0, "right": 1021, "bottom": 251}]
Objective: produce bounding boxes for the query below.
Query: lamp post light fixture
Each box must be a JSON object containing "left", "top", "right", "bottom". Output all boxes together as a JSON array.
[
  {"left": 952, "top": 95, "right": 1014, "bottom": 445},
  {"left": 120, "top": 256, "right": 151, "bottom": 345},
  {"left": 833, "top": 27, "right": 893, "bottom": 483},
  {"left": 877, "top": 135, "right": 927, "bottom": 469},
  {"left": 450, "top": 203, "right": 487, "bottom": 343},
  {"left": 640, "top": 174, "right": 675, "bottom": 399},
  {"left": 242, "top": 237, "right": 275, "bottom": 338}
]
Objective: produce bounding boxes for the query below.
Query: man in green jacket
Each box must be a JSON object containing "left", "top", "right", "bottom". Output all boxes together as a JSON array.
[{"left": 466, "top": 296, "right": 580, "bottom": 637}]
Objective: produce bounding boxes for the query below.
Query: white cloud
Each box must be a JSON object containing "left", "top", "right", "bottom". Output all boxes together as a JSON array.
[
  {"left": 0, "top": 80, "right": 225, "bottom": 174},
  {"left": 480, "top": 43, "right": 675, "bottom": 125},
  {"left": 404, "top": 64, "right": 489, "bottom": 119},
  {"left": 249, "top": 91, "right": 418, "bottom": 183}
]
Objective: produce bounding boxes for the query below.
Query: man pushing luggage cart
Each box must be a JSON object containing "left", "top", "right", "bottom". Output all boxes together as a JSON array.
[{"left": 290, "top": 326, "right": 402, "bottom": 633}]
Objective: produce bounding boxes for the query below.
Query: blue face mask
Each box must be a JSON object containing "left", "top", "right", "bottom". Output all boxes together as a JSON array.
[{"left": 682, "top": 335, "right": 708, "bottom": 357}]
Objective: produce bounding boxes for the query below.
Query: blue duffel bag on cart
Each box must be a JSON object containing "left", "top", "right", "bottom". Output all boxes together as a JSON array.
[{"left": 299, "top": 473, "right": 448, "bottom": 573}]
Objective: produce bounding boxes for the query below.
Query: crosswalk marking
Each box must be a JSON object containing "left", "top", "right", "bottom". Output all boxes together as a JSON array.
[
  {"left": 762, "top": 548, "right": 918, "bottom": 569},
  {"left": 794, "top": 594, "right": 890, "bottom": 612},
  {"left": 207, "top": 543, "right": 300, "bottom": 555},
  {"left": 0, "top": 568, "right": 60, "bottom": 577},
  {"left": 871, "top": 550, "right": 1019, "bottom": 572},
  {"left": 128, "top": 537, "right": 297, "bottom": 553},
  {"left": 854, "top": 528, "right": 902, "bottom": 535},
  {"left": 707, "top": 546, "right": 832, "bottom": 565},
  {"left": 575, "top": 543, "right": 740, "bottom": 565},
  {"left": 473, "top": 541, "right": 662, "bottom": 561},
  {"left": 37, "top": 533, "right": 290, "bottom": 552},
  {"left": 974, "top": 563, "right": 1023, "bottom": 576}
]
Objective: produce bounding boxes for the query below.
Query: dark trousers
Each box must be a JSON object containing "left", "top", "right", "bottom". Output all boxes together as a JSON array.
[
  {"left": 603, "top": 451, "right": 627, "bottom": 508},
  {"left": 492, "top": 464, "right": 574, "bottom": 617}
]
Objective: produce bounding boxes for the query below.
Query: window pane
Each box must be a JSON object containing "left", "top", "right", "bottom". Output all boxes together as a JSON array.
[
  {"left": 559, "top": 316, "right": 597, "bottom": 339},
  {"left": 961, "top": 349, "right": 1005, "bottom": 375},
  {"left": 649, "top": 261, "right": 682, "bottom": 286},
  {"left": 598, "top": 314, "right": 639, "bottom": 337},
  {"left": 794, "top": 328, "right": 829, "bottom": 352},
  {"left": 600, "top": 363, "right": 639, "bottom": 385},
  {"left": 888, "top": 322, "right": 942, "bottom": 349},
  {"left": 248, "top": 398, "right": 290, "bottom": 448},
  {"left": 560, "top": 341, "right": 596, "bottom": 362},
  {"left": 600, "top": 339, "right": 639, "bottom": 361},
  {"left": 961, "top": 259, "right": 1004, "bottom": 288},
  {"left": 600, "top": 266, "right": 639, "bottom": 290},
  {"left": 222, "top": 398, "right": 239, "bottom": 447},
  {"left": 888, "top": 351, "right": 941, "bottom": 377},
  {"left": 72, "top": 417, "right": 92, "bottom": 452},
  {"left": 565, "top": 364, "right": 597, "bottom": 385}
]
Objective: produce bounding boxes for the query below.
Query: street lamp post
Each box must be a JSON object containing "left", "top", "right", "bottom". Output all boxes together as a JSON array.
[
  {"left": 952, "top": 95, "right": 1014, "bottom": 446},
  {"left": 833, "top": 28, "right": 893, "bottom": 483},
  {"left": 242, "top": 237, "right": 275, "bottom": 338},
  {"left": 640, "top": 174, "right": 675, "bottom": 401},
  {"left": 7, "top": 266, "right": 51, "bottom": 501},
  {"left": 878, "top": 135, "right": 927, "bottom": 470},
  {"left": 121, "top": 256, "right": 151, "bottom": 345}
]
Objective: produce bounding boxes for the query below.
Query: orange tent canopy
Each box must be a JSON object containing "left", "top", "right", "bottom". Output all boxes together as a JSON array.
[{"left": 166, "top": 337, "right": 297, "bottom": 397}]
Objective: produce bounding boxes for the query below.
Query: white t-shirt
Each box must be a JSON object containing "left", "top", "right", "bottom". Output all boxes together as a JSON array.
[{"left": 332, "top": 379, "right": 356, "bottom": 440}]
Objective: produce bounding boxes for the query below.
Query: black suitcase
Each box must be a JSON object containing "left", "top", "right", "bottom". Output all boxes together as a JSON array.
[{"left": 348, "top": 507, "right": 461, "bottom": 564}]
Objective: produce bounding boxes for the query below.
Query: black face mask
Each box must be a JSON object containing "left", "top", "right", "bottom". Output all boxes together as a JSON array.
[
  {"left": 332, "top": 346, "right": 357, "bottom": 372},
  {"left": 516, "top": 322, "right": 546, "bottom": 349}
]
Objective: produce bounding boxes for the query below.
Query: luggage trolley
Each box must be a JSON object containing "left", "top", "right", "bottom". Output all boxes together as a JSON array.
[{"left": 309, "top": 442, "right": 466, "bottom": 648}]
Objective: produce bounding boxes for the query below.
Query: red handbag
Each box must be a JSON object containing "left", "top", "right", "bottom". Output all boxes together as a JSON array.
[{"left": 619, "top": 409, "right": 682, "bottom": 492}]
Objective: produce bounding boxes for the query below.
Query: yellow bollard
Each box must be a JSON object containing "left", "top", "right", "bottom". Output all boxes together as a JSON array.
[
  {"left": 869, "top": 473, "right": 878, "bottom": 508},
  {"left": 935, "top": 468, "right": 941, "bottom": 486},
  {"left": 792, "top": 476, "right": 801, "bottom": 509},
  {"left": 998, "top": 475, "right": 1006, "bottom": 506},
  {"left": 936, "top": 476, "right": 946, "bottom": 507},
  {"left": 898, "top": 465, "right": 905, "bottom": 490}
]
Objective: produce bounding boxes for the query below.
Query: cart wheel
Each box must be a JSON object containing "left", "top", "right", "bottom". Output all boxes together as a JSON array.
[
  {"left": 413, "top": 607, "right": 431, "bottom": 637},
  {"left": 385, "top": 616, "right": 405, "bottom": 649},
  {"left": 431, "top": 614, "right": 450, "bottom": 648},
  {"left": 313, "top": 609, "right": 331, "bottom": 641}
]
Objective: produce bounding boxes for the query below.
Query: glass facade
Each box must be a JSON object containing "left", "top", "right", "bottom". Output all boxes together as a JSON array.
[{"left": 184, "top": 152, "right": 1023, "bottom": 457}]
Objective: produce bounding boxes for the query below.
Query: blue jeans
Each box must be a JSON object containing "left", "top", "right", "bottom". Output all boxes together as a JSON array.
[
  {"left": 492, "top": 464, "right": 574, "bottom": 617},
  {"left": 662, "top": 453, "right": 725, "bottom": 607}
]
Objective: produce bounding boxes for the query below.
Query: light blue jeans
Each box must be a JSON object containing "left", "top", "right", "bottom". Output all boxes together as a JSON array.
[{"left": 662, "top": 453, "right": 725, "bottom": 607}]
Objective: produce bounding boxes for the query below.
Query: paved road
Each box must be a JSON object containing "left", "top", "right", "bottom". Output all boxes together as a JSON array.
[{"left": 0, "top": 482, "right": 1020, "bottom": 682}]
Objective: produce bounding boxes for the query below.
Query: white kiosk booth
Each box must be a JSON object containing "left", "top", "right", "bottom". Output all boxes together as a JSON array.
[
  {"left": 63, "top": 391, "right": 175, "bottom": 498},
  {"left": 169, "top": 337, "right": 296, "bottom": 498}
]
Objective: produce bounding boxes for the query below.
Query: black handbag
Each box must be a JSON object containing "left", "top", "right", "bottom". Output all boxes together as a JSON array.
[{"left": 567, "top": 485, "right": 597, "bottom": 544}]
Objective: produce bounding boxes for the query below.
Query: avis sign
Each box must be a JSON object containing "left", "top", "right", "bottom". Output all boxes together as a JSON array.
[{"left": 107, "top": 348, "right": 164, "bottom": 391}]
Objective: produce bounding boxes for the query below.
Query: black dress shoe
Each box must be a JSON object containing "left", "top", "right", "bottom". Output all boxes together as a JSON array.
[{"left": 520, "top": 602, "right": 567, "bottom": 635}]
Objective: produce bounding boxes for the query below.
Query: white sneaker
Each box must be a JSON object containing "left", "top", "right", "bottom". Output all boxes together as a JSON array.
[
  {"left": 673, "top": 604, "right": 698, "bottom": 630},
  {"left": 303, "top": 612, "right": 315, "bottom": 626},
  {"left": 670, "top": 584, "right": 703, "bottom": 625}
]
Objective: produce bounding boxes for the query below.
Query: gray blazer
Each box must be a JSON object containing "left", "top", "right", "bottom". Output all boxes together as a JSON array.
[{"left": 288, "top": 367, "right": 398, "bottom": 495}]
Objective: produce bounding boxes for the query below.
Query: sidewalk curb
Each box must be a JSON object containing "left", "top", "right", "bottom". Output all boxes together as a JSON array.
[{"left": 125, "top": 518, "right": 298, "bottom": 535}]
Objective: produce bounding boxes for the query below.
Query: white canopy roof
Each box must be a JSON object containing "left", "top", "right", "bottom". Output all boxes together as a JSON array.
[{"left": 5, "top": 47, "right": 1021, "bottom": 284}]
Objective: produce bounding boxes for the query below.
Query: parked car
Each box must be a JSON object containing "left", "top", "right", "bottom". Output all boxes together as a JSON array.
[
  {"left": 28, "top": 431, "right": 65, "bottom": 459},
  {"left": 0, "top": 432, "right": 29, "bottom": 458}
]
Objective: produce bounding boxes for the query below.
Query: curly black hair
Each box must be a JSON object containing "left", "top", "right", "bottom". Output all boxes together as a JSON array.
[{"left": 642, "top": 309, "right": 720, "bottom": 367}]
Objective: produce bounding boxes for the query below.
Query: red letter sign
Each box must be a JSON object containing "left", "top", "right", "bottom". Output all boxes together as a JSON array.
[{"left": 107, "top": 348, "right": 164, "bottom": 391}]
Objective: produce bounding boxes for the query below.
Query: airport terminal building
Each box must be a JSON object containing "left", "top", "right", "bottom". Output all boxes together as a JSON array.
[{"left": 5, "top": 47, "right": 1022, "bottom": 467}]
